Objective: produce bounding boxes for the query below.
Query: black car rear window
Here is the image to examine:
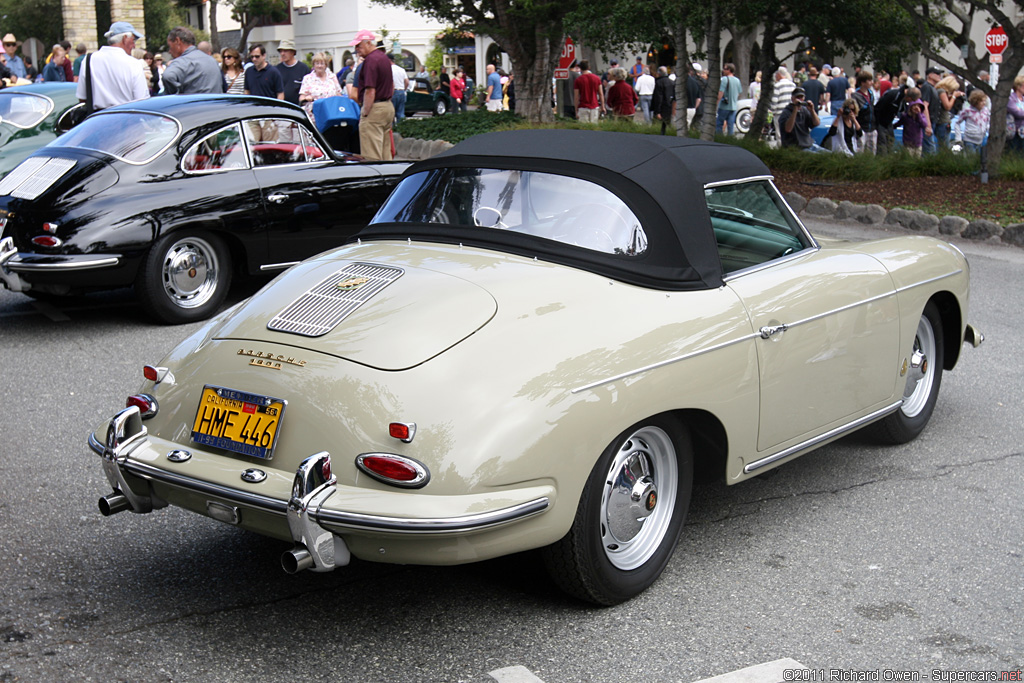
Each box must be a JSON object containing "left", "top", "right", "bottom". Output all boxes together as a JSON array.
[{"left": 48, "top": 111, "right": 180, "bottom": 164}]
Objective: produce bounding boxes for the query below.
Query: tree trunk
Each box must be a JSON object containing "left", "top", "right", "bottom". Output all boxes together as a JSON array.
[
  {"left": 744, "top": 11, "right": 781, "bottom": 143},
  {"left": 237, "top": 17, "right": 260, "bottom": 54},
  {"left": 210, "top": 0, "right": 220, "bottom": 54},
  {"left": 700, "top": 5, "right": 722, "bottom": 141},
  {"left": 727, "top": 23, "right": 757, "bottom": 92},
  {"left": 668, "top": 22, "right": 690, "bottom": 136},
  {"left": 490, "top": 23, "right": 561, "bottom": 123}
]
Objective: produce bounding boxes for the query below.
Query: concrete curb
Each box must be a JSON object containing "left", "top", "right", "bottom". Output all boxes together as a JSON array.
[
  {"left": 393, "top": 133, "right": 454, "bottom": 160},
  {"left": 784, "top": 191, "right": 1024, "bottom": 249}
]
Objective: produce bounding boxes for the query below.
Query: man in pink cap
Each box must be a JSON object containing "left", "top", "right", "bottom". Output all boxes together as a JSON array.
[{"left": 350, "top": 29, "right": 394, "bottom": 161}]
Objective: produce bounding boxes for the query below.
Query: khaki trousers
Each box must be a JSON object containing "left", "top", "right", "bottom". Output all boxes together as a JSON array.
[{"left": 359, "top": 100, "right": 395, "bottom": 161}]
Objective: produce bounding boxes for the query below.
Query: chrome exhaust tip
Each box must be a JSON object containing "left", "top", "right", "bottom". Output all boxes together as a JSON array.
[
  {"left": 281, "top": 545, "right": 315, "bottom": 574},
  {"left": 98, "top": 492, "right": 131, "bottom": 516}
]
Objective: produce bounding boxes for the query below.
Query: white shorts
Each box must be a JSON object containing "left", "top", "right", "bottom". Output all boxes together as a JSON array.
[{"left": 486, "top": 99, "right": 504, "bottom": 112}]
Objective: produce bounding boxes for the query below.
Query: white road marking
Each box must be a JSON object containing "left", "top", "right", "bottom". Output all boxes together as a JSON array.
[
  {"left": 489, "top": 665, "right": 548, "bottom": 683},
  {"left": 693, "top": 658, "right": 809, "bottom": 683}
]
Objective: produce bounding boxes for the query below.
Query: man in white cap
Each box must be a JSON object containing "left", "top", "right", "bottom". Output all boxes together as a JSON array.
[
  {"left": 77, "top": 21, "right": 150, "bottom": 110},
  {"left": 2, "top": 34, "right": 26, "bottom": 80},
  {"left": 350, "top": 29, "right": 394, "bottom": 161},
  {"left": 276, "top": 39, "right": 309, "bottom": 105}
]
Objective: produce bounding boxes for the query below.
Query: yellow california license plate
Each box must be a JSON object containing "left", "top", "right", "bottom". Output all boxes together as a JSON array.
[{"left": 191, "top": 385, "right": 286, "bottom": 459}]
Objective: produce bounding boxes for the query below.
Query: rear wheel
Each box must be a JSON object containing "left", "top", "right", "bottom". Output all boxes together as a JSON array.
[
  {"left": 434, "top": 98, "right": 448, "bottom": 116},
  {"left": 136, "top": 231, "right": 231, "bottom": 324},
  {"left": 873, "top": 302, "right": 944, "bottom": 444},
  {"left": 542, "top": 417, "right": 693, "bottom": 605}
]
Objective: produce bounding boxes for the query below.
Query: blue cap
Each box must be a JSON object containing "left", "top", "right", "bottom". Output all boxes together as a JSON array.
[
  {"left": 104, "top": 21, "right": 144, "bottom": 40},
  {"left": 822, "top": 63, "right": 832, "bottom": 70}
]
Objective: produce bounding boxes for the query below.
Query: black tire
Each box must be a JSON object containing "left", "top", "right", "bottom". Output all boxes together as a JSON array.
[
  {"left": 136, "top": 231, "right": 231, "bottom": 324},
  {"left": 433, "top": 98, "right": 448, "bottom": 116},
  {"left": 542, "top": 416, "right": 693, "bottom": 605},
  {"left": 872, "top": 301, "right": 944, "bottom": 444}
]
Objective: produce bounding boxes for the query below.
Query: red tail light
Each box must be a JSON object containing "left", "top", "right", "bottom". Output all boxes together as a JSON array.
[
  {"left": 126, "top": 394, "right": 158, "bottom": 418},
  {"left": 143, "top": 365, "right": 159, "bottom": 381},
  {"left": 355, "top": 453, "right": 429, "bottom": 488},
  {"left": 31, "top": 235, "right": 62, "bottom": 248}
]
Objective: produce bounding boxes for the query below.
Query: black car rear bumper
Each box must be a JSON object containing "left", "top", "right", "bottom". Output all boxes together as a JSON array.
[{"left": 0, "top": 236, "right": 121, "bottom": 292}]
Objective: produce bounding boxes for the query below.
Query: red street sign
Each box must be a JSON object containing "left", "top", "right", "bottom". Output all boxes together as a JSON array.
[
  {"left": 554, "top": 68, "right": 569, "bottom": 80},
  {"left": 558, "top": 37, "right": 576, "bottom": 70},
  {"left": 985, "top": 25, "right": 1008, "bottom": 55}
]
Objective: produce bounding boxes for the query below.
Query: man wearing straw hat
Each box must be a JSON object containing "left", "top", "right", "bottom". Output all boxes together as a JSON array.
[{"left": 2, "top": 34, "right": 26, "bottom": 79}]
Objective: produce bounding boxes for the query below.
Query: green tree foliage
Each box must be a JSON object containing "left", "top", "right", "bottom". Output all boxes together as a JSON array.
[
  {"left": 896, "top": 0, "right": 1024, "bottom": 177},
  {"left": 225, "top": 0, "right": 289, "bottom": 53},
  {"left": 144, "top": 0, "right": 190, "bottom": 53},
  {"left": 0, "top": 0, "right": 63, "bottom": 56}
]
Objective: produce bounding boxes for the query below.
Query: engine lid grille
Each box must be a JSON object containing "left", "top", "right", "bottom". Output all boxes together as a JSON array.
[
  {"left": 0, "top": 156, "right": 77, "bottom": 200},
  {"left": 267, "top": 262, "right": 404, "bottom": 337}
]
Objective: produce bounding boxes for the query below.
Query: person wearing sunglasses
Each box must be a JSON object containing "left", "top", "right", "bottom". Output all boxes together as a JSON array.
[
  {"left": 221, "top": 48, "right": 245, "bottom": 94},
  {"left": 2, "top": 33, "right": 26, "bottom": 80},
  {"left": 778, "top": 87, "right": 824, "bottom": 152}
]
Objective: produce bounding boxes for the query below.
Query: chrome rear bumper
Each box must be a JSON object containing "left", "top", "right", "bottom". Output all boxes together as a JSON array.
[
  {"left": 90, "top": 407, "right": 550, "bottom": 572},
  {"left": 0, "top": 235, "right": 121, "bottom": 292}
]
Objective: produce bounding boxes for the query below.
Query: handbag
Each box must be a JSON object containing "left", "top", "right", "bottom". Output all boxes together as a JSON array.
[{"left": 67, "top": 53, "right": 93, "bottom": 127}]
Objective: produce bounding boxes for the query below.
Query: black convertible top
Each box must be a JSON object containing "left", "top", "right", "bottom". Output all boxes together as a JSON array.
[{"left": 360, "top": 129, "right": 773, "bottom": 290}]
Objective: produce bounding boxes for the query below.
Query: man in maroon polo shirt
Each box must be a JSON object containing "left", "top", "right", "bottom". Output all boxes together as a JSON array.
[
  {"left": 350, "top": 29, "right": 394, "bottom": 161},
  {"left": 573, "top": 60, "right": 605, "bottom": 123}
]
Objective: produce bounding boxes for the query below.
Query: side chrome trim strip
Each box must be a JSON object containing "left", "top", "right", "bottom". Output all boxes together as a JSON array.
[
  {"left": 743, "top": 401, "right": 903, "bottom": 474},
  {"left": 317, "top": 498, "right": 550, "bottom": 534},
  {"left": 9, "top": 255, "right": 120, "bottom": 272},
  {"left": 571, "top": 332, "right": 760, "bottom": 394},
  {"left": 260, "top": 261, "right": 300, "bottom": 271},
  {"left": 894, "top": 270, "right": 962, "bottom": 293}
]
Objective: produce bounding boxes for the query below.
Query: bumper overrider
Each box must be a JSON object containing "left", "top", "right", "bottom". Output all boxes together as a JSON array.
[
  {"left": 0, "top": 236, "right": 121, "bottom": 293},
  {"left": 89, "top": 407, "right": 552, "bottom": 573}
]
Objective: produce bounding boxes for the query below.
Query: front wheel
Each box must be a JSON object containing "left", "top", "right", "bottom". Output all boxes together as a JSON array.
[
  {"left": 136, "top": 231, "right": 231, "bottom": 324},
  {"left": 542, "top": 417, "right": 693, "bottom": 605},
  {"left": 872, "top": 302, "right": 944, "bottom": 444}
]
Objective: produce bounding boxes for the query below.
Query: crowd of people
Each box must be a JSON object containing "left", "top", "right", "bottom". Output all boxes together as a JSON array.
[{"left": 764, "top": 62, "right": 1023, "bottom": 157}]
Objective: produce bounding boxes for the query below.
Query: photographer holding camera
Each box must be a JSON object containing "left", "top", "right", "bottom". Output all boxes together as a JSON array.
[
  {"left": 778, "top": 87, "right": 824, "bottom": 151},
  {"left": 822, "top": 97, "right": 864, "bottom": 155}
]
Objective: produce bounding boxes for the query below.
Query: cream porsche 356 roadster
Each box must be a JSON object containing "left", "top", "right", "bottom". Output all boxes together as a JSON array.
[{"left": 89, "top": 130, "right": 982, "bottom": 604}]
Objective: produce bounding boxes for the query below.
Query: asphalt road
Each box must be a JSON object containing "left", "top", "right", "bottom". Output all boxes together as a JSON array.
[{"left": 1, "top": 218, "right": 1021, "bottom": 682}]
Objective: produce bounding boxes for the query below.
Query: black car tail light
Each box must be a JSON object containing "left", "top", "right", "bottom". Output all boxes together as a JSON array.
[{"left": 31, "top": 235, "right": 62, "bottom": 248}]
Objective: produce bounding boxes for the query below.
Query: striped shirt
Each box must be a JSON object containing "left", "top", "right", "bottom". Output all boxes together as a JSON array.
[{"left": 772, "top": 78, "right": 795, "bottom": 115}]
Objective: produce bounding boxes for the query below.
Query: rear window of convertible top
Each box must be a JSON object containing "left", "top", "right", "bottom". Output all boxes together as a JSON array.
[{"left": 47, "top": 111, "right": 180, "bottom": 165}]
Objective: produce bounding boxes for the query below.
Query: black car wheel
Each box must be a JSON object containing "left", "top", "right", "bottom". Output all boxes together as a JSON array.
[
  {"left": 434, "top": 98, "right": 448, "bottom": 116},
  {"left": 542, "top": 416, "right": 693, "bottom": 605},
  {"left": 872, "top": 301, "right": 944, "bottom": 444},
  {"left": 136, "top": 231, "right": 231, "bottom": 324}
]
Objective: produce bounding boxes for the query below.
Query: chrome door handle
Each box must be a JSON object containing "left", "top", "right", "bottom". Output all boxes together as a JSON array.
[
  {"left": 759, "top": 323, "right": 788, "bottom": 339},
  {"left": 267, "top": 194, "right": 288, "bottom": 204}
]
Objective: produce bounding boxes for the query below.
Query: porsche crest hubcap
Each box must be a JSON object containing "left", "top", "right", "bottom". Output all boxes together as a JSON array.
[
  {"left": 161, "top": 236, "right": 220, "bottom": 309},
  {"left": 600, "top": 426, "right": 678, "bottom": 570}
]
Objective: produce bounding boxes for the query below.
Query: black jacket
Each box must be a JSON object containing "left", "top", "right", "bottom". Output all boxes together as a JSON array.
[{"left": 651, "top": 75, "right": 676, "bottom": 118}]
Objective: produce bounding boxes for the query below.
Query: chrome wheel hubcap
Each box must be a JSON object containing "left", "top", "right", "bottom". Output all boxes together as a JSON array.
[
  {"left": 600, "top": 426, "right": 677, "bottom": 570},
  {"left": 902, "top": 315, "right": 936, "bottom": 417},
  {"left": 161, "top": 237, "right": 220, "bottom": 309}
]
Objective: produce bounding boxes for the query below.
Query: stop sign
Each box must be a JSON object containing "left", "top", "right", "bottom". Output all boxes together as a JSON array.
[
  {"left": 558, "top": 37, "right": 576, "bottom": 70},
  {"left": 985, "top": 25, "right": 1008, "bottom": 55}
]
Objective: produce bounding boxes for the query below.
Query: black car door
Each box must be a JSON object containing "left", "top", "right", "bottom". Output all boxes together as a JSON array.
[{"left": 244, "top": 117, "right": 388, "bottom": 268}]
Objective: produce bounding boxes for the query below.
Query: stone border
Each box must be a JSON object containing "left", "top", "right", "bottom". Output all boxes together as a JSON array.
[
  {"left": 393, "top": 133, "right": 454, "bottom": 160},
  {"left": 786, "top": 192, "right": 1024, "bottom": 249}
]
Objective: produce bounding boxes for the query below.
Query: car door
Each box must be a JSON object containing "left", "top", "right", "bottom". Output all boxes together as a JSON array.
[
  {"left": 244, "top": 117, "right": 388, "bottom": 267},
  {"left": 710, "top": 180, "right": 901, "bottom": 452}
]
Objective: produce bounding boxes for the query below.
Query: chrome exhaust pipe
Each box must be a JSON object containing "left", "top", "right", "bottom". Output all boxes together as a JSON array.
[
  {"left": 281, "top": 545, "right": 315, "bottom": 574},
  {"left": 98, "top": 493, "right": 131, "bottom": 516}
]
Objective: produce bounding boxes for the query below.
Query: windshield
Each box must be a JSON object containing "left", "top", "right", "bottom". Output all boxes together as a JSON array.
[
  {"left": 0, "top": 92, "right": 54, "bottom": 129},
  {"left": 372, "top": 168, "right": 648, "bottom": 256},
  {"left": 47, "top": 111, "right": 180, "bottom": 164}
]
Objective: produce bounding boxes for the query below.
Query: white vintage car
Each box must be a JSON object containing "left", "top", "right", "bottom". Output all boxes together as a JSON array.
[{"left": 90, "top": 130, "right": 982, "bottom": 605}]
